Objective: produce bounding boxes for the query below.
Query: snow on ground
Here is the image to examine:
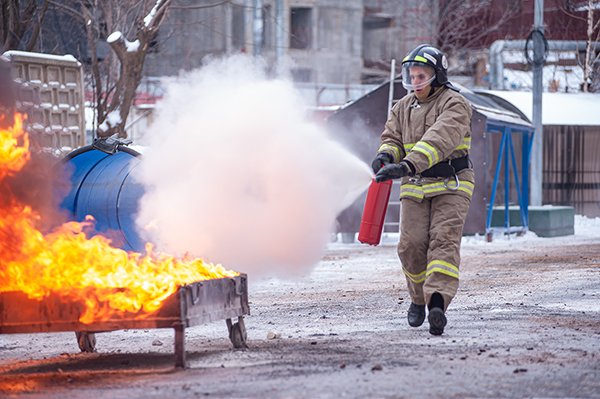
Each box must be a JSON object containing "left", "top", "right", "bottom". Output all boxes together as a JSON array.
[
  {"left": 369, "top": 214, "right": 600, "bottom": 250},
  {"left": 462, "top": 214, "right": 600, "bottom": 247},
  {"left": 500, "top": 50, "right": 584, "bottom": 93}
]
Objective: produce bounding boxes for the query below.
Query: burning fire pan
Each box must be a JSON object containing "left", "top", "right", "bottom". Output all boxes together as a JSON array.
[{"left": 0, "top": 274, "right": 249, "bottom": 368}]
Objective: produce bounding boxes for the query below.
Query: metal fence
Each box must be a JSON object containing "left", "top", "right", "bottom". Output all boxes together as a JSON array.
[{"left": 543, "top": 125, "right": 600, "bottom": 217}]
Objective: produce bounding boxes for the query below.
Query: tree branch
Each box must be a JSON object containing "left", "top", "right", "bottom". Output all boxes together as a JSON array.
[
  {"left": 47, "top": 0, "right": 87, "bottom": 23},
  {"left": 141, "top": 0, "right": 172, "bottom": 33},
  {"left": 170, "top": 0, "right": 231, "bottom": 10},
  {"left": 25, "top": 0, "right": 50, "bottom": 51},
  {"left": 107, "top": 31, "right": 127, "bottom": 61}
]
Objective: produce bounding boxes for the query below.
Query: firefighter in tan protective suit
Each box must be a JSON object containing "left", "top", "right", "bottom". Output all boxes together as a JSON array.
[{"left": 372, "top": 44, "right": 473, "bottom": 335}]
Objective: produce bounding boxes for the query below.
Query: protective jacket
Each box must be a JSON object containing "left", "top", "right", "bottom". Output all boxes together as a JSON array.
[{"left": 377, "top": 86, "right": 474, "bottom": 202}]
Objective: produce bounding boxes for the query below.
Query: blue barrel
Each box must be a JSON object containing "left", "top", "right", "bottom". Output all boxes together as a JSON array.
[{"left": 61, "top": 145, "right": 145, "bottom": 252}]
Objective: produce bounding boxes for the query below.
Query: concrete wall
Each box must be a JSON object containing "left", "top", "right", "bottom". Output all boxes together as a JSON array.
[
  {"left": 362, "top": 0, "right": 438, "bottom": 81},
  {"left": 144, "top": 0, "right": 234, "bottom": 76},
  {"left": 144, "top": 0, "right": 372, "bottom": 85},
  {"left": 286, "top": 0, "right": 363, "bottom": 84},
  {"left": 143, "top": 0, "right": 440, "bottom": 86},
  {"left": 4, "top": 51, "right": 86, "bottom": 153}
]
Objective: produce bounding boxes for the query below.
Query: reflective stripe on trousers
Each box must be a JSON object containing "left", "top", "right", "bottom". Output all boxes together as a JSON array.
[{"left": 397, "top": 194, "right": 471, "bottom": 310}]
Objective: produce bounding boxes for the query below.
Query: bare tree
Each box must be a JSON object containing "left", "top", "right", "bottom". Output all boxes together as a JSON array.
[
  {"left": 581, "top": 0, "right": 600, "bottom": 92},
  {"left": 51, "top": 0, "right": 172, "bottom": 138},
  {"left": 559, "top": 0, "right": 600, "bottom": 92},
  {"left": 0, "top": 0, "right": 50, "bottom": 52},
  {"left": 436, "top": 0, "right": 521, "bottom": 54}
]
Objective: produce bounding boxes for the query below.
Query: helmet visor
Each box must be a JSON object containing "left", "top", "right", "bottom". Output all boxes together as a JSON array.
[{"left": 402, "top": 62, "right": 436, "bottom": 91}]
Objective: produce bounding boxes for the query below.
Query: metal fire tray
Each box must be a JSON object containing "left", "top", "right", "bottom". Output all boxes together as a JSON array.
[{"left": 0, "top": 274, "right": 249, "bottom": 368}]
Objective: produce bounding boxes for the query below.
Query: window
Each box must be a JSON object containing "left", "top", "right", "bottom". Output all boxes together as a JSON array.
[
  {"left": 290, "top": 7, "right": 312, "bottom": 49},
  {"left": 291, "top": 68, "right": 312, "bottom": 82},
  {"left": 232, "top": 3, "right": 246, "bottom": 51}
]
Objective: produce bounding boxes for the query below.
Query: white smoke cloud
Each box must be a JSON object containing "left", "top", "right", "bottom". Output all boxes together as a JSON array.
[{"left": 135, "top": 55, "right": 372, "bottom": 277}]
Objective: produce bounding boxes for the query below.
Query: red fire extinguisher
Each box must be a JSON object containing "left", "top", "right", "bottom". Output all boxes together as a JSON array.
[{"left": 358, "top": 179, "right": 392, "bottom": 245}]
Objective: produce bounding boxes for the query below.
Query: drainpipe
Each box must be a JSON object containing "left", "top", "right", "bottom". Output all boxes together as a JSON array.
[
  {"left": 253, "top": 0, "right": 263, "bottom": 57},
  {"left": 275, "top": 0, "right": 284, "bottom": 66}
]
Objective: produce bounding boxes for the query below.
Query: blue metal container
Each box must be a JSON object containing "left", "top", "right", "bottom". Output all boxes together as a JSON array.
[{"left": 61, "top": 145, "right": 145, "bottom": 252}]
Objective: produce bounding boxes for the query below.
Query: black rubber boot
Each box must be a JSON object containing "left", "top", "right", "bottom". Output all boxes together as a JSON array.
[
  {"left": 407, "top": 303, "right": 426, "bottom": 327},
  {"left": 427, "top": 293, "right": 447, "bottom": 336}
]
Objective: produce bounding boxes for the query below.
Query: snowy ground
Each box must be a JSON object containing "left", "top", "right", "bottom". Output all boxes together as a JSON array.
[{"left": 0, "top": 216, "right": 599, "bottom": 398}]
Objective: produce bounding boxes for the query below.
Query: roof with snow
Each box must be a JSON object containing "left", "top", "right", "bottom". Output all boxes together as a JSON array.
[
  {"left": 451, "top": 84, "right": 533, "bottom": 130},
  {"left": 476, "top": 90, "right": 600, "bottom": 126}
]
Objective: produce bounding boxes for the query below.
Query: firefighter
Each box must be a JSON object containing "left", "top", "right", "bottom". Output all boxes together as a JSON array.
[{"left": 371, "top": 44, "right": 473, "bottom": 335}]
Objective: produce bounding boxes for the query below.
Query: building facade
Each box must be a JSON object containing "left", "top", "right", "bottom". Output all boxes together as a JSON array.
[
  {"left": 144, "top": 0, "right": 366, "bottom": 86},
  {"left": 142, "top": 0, "right": 448, "bottom": 84}
]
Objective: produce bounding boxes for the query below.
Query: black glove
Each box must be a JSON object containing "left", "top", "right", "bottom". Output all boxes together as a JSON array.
[
  {"left": 371, "top": 153, "right": 393, "bottom": 173},
  {"left": 375, "top": 161, "right": 413, "bottom": 182}
]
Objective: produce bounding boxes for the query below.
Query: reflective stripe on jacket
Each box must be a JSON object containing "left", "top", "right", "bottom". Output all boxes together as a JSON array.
[{"left": 376, "top": 86, "right": 474, "bottom": 201}]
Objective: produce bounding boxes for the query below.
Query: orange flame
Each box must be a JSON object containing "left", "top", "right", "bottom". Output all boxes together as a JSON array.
[
  {"left": 0, "top": 113, "right": 29, "bottom": 180},
  {"left": 0, "top": 113, "right": 238, "bottom": 324}
]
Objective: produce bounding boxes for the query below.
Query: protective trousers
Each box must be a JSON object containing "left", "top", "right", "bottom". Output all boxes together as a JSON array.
[{"left": 397, "top": 193, "right": 471, "bottom": 311}]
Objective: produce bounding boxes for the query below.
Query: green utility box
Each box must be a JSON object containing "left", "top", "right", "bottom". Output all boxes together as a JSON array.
[{"left": 491, "top": 205, "right": 575, "bottom": 237}]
